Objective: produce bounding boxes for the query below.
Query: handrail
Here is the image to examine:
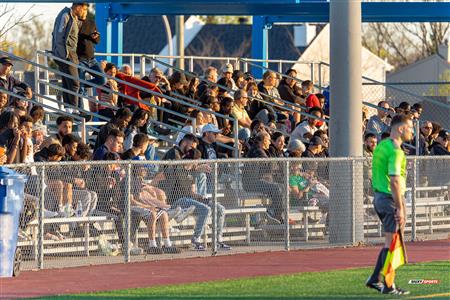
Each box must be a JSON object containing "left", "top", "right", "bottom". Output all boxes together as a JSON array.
[
  {"left": 147, "top": 56, "right": 329, "bottom": 124},
  {"left": 33, "top": 50, "right": 241, "bottom": 157},
  {"left": 0, "top": 88, "right": 99, "bottom": 143},
  {"left": 320, "top": 62, "right": 450, "bottom": 109}
]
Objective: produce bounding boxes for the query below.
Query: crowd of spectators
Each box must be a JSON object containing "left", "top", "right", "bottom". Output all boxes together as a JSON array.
[{"left": 0, "top": 2, "right": 448, "bottom": 254}]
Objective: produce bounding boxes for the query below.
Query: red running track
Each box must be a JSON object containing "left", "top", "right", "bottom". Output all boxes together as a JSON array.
[{"left": 1, "top": 239, "right": 449, "bottom": 299}]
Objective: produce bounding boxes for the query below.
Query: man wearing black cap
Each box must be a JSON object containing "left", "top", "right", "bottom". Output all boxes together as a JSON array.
[
  {"left": 302, "top": 136, "right": 324, "bottom": 158},
  {"left": 0, "top": 57, "right": 32, "bottom": 99}
]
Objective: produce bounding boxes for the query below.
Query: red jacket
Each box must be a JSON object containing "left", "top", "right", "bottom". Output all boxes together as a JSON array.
[
  {"left": 115, "top": 72, "right": 162, "bottom": 111},
  {"left": 305, "top": 94, "right": 324, "bottom": 127}
]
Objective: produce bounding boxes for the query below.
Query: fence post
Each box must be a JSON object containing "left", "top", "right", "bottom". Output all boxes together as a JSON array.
[
  {"left": 34, "top": 52, "right": 40, "bottom": 102},
  {"left": 81, "top": 118, "right": 87, "bottom": 144},
  {"left": 140, "top": 56, "right": 146, "bottom": 78},
  {"left": 234, "top": 58, "right": 240, "bottom": 71},
  {"left": 243, "top": 61, "right": 248, "bottom": 73},
  {"left": 285, "top": 160, "right": 290, "bottom": 251},
  {"left": 415, "top": 120, "right": 420, "bottom": 155},
  {"left": 310, "top": 62, "right": 315, "bottom": 84},
  {"left": 318, "top": 63, "right": 322, "bottom": 91},
  {"left": 211, "top": 162, "right": 218, "bottom": 255},
  {"left": 130, "top": 54, "right": 135, "bottom": 75},
  {"left": 189, "top": 56, "right": 194, "bottom": 73},
  {"left": 38, "top": 165, "right": 45, "bottom": 269},
  {"left": 278, "top": 60, "right": 283, "bottom": 73},
  {"left": 411, "top": 158, "right": 417, "bottom": 241},
  {"left": 233, "top": 118, "right": 239, "bottom": 159},
  {"left": 43, "top": 54, "right": 50, "bottom": 96},
  {"left": 124, "top": 163, "right": 131, "bottom": 262}
]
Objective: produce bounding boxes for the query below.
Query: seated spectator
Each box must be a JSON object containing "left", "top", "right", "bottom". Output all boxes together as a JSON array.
[
  {"left": 30, "top": 105, "right": 46, "bottom": 129},
  {"left": 217, "top": 96, "right": 234, "bottom": 136},
  {"left": 0, "top": 111, "right": 21, "bottom": 164},
  {"left": 289, "top": 163, "right": 329, "bottom": 224},
  {"left": 218, "top": 63, "right": 237, "bottom": 91},
  {"left": 302, "top": 136, "right": 325, "bottom": 158},
  {"left": 122, "top": 133, "right": 149, "bottom": 160},
  {"left": 301, "top": 80, "right": 318, "bottom": 108},
  {"left": 96, "top": 62, "right": 119, "bottom": 119},
  {"left": 231, "top": 89, "right": 251, "bottom": 133},
  {"left": 197, "top": 66, "right": 218, "bottom": 98},
  {"left": 130, "top": 165, "right": 182, "bottom": 254},
  {"left": 430, "top": 130, "right": 449, "bottom": 155},
  {"left": 232, "top": 70, "right": 245, "bottom": 90},
  {"left": 123, "top": 108, "right": 150, "bottom": 151},
  {"left": 0, "top": 91, "right": 7, "bottom": 113},
  {"left": 291, "top": 107, "right": 324, "bottom": 144},
  {"left": 18, "top": 115, "right": 34, "bottom": 164},
  {"left": 158, "top": 134, "right": 211, "bottom": 251},
  {"left": 187, "top": 74, "right": 200, "bottom": 99},
  {"left": 94, "top": 107, "right": 132, "bottom": 150},
  {"left": 278, "top": 69, "right": 303, "bottom": 105},
  {"left": 396, "top": 101, "right": 411, "bottom": 115},
  {"left": 42, "top": 115, "right": 74, "bottom": 149},
  {"left": 287, "top": 139, "right": 306, "bottom": 157},
  {"left": 258, "top": 71, "right": 281, "bottom": 103},
  {"left": 243, "top": 132, "right": 284, "bottom": 222},
  {"left": 268, "top": 132, "right": 286, "bottom": 158},
  {"left": 31, "top": 124, "right": 47, "bottom": 154},
  {"left": 0, "top": 57, "right": 32, "bottom": 100},
  {"left": 247, "top": 81, "right": 276, "bottom": 125},
  {"left": 366, "top": 101, "right": 391, "bottom": 141},
  {"left": 93, "top": 128, "right": 124, "bottom": 160},
  {"left": 313, "top": 130, "right": 329, "bottom": 157}
]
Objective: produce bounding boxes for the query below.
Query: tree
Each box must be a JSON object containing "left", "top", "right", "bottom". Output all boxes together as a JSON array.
[
  {"left": 362, "top": 1, "right": 449, "bottom": 69},
  {"left": 0, "top": 4, "right": 39, "bottom": 51}
]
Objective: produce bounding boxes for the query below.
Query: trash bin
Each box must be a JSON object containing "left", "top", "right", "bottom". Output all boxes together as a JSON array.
[{"left": 0, "top": 167, "right": 27, "bottom": 277}]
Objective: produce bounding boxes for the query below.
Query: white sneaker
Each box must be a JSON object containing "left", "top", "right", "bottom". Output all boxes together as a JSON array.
[
  {"left": 130, "top": 245, "right": 144, "bottom": 255},
  {"left": 167, "top": 207, "right": 182, "bottom": 220},
  {"left": 44, "top": 209, "right": 59, "bottom": 218},
  {"left": 175, "top": 206, "right": 196, "bottom": 223}
]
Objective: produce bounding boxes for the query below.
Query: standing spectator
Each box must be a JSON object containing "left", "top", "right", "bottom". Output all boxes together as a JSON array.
[
  {"left": 363, "top": 132, "right": 377, "bottom": 201},
  {"left": 0, "top": 57, "right": 32, "bottom": 100},
  {"left": 42, "top": 115, "right": 73, "bottom": 149},
  {"left": 77, "top": 18, "right": 106, "bottom": 109},
  {"left": 416, "top": 121, "right": 433, "bottom": 156},
  {"left": 366, "top": 101, "right": 391, "bottom": 141},
  {"left": 96, "top": 62, "right": 118, "bottom": 119},
  {"left": 412, "top": 103, "right": 423, "bottom": 118},
  {"left": 17, "top": 115, "right": 34, "bottom": 164},
  {"left": 52, "top": 2, "right": 89, "bottom": 112},
  {"left": 94, "top": 107, "right": 132, "bottom": 150}
]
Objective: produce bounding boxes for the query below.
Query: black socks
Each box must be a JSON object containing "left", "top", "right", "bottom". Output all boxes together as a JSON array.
[{"left": 370, "top": 247, "right": 389, "bottom": 282}]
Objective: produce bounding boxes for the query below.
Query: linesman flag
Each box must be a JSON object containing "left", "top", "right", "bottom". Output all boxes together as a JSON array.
[{"left": 382, "top": 230, "right": 408, "bottom": 288}]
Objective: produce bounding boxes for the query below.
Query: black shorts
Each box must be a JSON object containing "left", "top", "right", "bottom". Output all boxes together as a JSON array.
[{"left": 373, "top": 192, "right": 398, "bottom": 233}]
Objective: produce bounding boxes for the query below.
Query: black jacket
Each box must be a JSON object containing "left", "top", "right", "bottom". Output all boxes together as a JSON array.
[
  {"left": 0, "top": 75, "right": 29, "bottom": 94},
  {"left": 278, "top": 80, "right": 302, "bottom": 104},
  {"left": 197, "top": 139, "right": 227, "bottom": 159},
  {"left": 430, "top": 142, "right": 450, "bottom": 156},
  {"left": 77, "top": 19, "right": 100, "bottom": 61}
]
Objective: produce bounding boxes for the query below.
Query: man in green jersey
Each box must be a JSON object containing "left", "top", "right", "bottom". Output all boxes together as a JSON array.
[{"left": 366, "top": 114, "right": 413, "bottom": 295}]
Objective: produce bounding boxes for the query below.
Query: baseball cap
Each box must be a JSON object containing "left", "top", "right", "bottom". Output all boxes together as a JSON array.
[
  {"left": 438, "top": 130, "right": 449, "bottom": 140},
  {"left": 201, "top": 123, "right": 222, "bottom": 135},
  {"left": 222, "top": 63, "right": 233, "bottom": 74},
  {"left": 0, "top": 57, "right": 13, "bottom": 66},
  {"left": 310, "top": 136, "right": 324, "bottom": 147}
]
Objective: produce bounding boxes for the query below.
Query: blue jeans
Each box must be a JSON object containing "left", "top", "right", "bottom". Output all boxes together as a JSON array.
[
  {"left": 79, "top": 58, "right": 106, "bottom": 109},
  {"left": 173, "top": 197, "right": 211, "bottom": 243}
]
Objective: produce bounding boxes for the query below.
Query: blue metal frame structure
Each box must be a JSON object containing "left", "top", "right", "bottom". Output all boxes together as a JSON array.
[{"left": 11, "top": 1, "right": 449, "bottom": 72}]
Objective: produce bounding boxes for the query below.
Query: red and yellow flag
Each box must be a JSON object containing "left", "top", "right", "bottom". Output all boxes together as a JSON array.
[{"left": 382, "top": 230, "right": 407, "bottom": 288}]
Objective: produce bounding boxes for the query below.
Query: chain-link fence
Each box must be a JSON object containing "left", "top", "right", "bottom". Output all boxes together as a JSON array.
[{"left": 11, "top": 156, "right": 450, "bottom": 270}]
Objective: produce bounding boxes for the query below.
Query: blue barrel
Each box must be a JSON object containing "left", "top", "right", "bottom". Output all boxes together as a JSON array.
[{"left": 0, "top": 167, "right": 27, "bottom": 277}]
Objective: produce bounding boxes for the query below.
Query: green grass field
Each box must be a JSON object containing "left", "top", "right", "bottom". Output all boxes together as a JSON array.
[{"left": 37, "top": 261, "right": 449, "bottom": 300}]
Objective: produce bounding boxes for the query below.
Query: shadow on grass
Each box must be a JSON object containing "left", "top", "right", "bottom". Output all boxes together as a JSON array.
[{"left": 36, "top": 296, "right": 416, "bottom": 300}]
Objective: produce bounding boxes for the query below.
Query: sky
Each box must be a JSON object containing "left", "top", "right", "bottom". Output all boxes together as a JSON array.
[{"left": 1, "top": 3, "right": 70, "bottom": 42}]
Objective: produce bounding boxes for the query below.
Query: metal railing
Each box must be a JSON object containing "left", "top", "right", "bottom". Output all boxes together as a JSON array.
[{"left": 11, "top": 156, "right": 450, "bottom": 270}]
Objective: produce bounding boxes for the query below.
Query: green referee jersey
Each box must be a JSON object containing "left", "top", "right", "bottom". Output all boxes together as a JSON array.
[{"left": 372, "top": 138, "right": 407, "bottom": 195}]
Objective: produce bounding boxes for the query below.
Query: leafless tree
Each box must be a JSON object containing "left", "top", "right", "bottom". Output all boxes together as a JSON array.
[{"left": 0, "top": 4, "right": 39, "bottom": 51}]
